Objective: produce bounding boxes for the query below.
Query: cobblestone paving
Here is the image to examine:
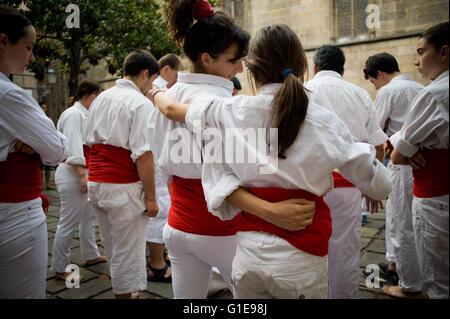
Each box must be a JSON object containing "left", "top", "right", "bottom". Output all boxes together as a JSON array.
[{"left": 42, "top": 172, "right": 391, "bottom": 299}]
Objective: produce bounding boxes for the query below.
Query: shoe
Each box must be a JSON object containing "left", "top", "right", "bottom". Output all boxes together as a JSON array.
[
  {"left": 147, "top": 263, "right": 172, "bottom": 283},
  {"left": 378, "top": 263, "right": 399, "bottom": 286}
]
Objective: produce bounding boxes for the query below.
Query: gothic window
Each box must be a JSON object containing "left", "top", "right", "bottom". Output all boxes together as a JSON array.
[
  {"left": 335, "top": 0, "right": 369, "bottom": 41},
  {"left": 222, "top": 0, "right": 244, "bottom": 26}
]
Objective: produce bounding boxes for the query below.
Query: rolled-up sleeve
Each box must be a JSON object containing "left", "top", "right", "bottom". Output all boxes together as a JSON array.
[
  {"left": 60, "top": 111, "right": 86, "bottom": 166},
  {"left": 129, "top": 102, "right": 152, "bottom": 162},
  {"left": 0, "top": 88, "right": 66, "bottom": 165}
]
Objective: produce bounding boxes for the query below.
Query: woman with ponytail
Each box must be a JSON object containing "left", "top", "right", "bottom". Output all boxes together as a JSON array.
[
  {"left": 0, "top": 5, "right": 67, "bottom": 298},
  {"left": 51, "top": 80, "right": 106, "bottom": 281},
  {"left": 151, "top": 24, "right": 393, "bottom": 298},
  {"left": 148, "top": 1, "right": 316, "bottom": 298}
]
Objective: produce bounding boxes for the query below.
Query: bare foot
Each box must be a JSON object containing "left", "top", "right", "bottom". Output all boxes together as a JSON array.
[
  {"left": 115, "top": 292, "right": 140, "bottom": 299},
  {"left": 85, "top": 256, "right": 107, "bottom": 266},
  {"left": 383, "top": 285, "right": 425, "bottom": 299}
]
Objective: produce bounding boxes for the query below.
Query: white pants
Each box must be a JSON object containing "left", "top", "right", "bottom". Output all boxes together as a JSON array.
[
  {"left": 51, "top": 164, "right": 101, "bottom": 272},
  {"left": 386, "top": 162, "right": 422, "bottom": 292},
  {"left": 325, "top": 187, "right": 361, "bottom": 299},
  {"left": 231, "top": 231, "right": 328, "bottom": 299},
  {"left": 146, "top": 190, "right": 170, "bottom": 244},
  {"left": 162, "top": 224, "right": 236, "bottom": 299},
  {"left": 412, "top": 195, "right": 449, "bottom": 299},
  {"left": 0, "top": 198, "right": 47, "bottom": 299},
  {"left": 88, "top": 181, "right": 149, "bottom": 295}
]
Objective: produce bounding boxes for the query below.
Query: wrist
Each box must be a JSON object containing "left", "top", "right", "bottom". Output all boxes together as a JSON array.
[{"left": 151, "top": 89, "right": 164, "bottom": 104}]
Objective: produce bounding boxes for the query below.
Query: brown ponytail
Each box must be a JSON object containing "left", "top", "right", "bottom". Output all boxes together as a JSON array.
[{"left": 246, "top": 24, "right": 309, "bottom": 159}]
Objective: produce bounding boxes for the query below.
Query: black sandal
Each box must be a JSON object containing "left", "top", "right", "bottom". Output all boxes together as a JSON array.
[{"left": 147, "top": 263, "right": 172, "bottom": 283}]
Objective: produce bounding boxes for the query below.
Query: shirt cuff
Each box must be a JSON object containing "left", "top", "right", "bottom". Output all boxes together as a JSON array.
[
  {"left": 360, "top": 160, "right": 393, "bottom": 200},
  {"left": 131, "top": 144, "right": 151, "bottom": 163},
  {"left": 392, "top": 136, "right": 419, "bottom": 158},
  {"left": 370, "top": 129, "right": 389, "bottom": 146},
  {"left": 65, "top": 155, "right": 86, "bottom": 166},
  {"left": 203, "top": 170, "right": 242, "bottom": 221}
]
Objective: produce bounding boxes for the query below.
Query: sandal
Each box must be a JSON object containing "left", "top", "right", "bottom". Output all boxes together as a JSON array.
[
  {"left": 147, "top": 263, "right": 172, "bottom": 283},
  {"left": 378, "top": 263, "right": 399, "bottom": 286}
]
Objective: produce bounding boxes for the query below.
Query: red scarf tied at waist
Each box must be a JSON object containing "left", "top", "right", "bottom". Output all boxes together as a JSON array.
[
  {"left": 236, "top": 187, "right": 332, "bottom": 257},
  {"left": 88, "top": 144, "right": 139, "bottom": 184},
  {"left": 412, "top": 148, "right": 449, "bottom": 198},
  {"left": 168, "top": 176, "right": 237, "bottom": 236}
]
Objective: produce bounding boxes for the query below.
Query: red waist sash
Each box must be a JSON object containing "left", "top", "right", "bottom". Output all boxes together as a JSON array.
[
  {"left": 168, "top": 176, "right": 237, "bottom": 236},
  {"left": 0, "top": 152, "right": 42, "bottom": 202},
  {"left": 236, "top": 187, "right": 332, "bottom": 257},
  {"left": 332, "top": 172, "right": 355, "bottom": 188},
  {"left": 83, "top": 145, "right": 91, "bottom": 168},
  {"left": 88, "top": 144, "right": 139, "bottom": 184},
  {"left": 412, "top": 148, "right": 449, "bottom": 198}
]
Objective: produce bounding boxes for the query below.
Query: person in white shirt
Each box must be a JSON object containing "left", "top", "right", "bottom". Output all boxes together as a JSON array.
[
  {"left": 84, "top": 49, "right": 159, "bottom": 299},
  {"left": 153, "top": 53, "right": 181, "bottom": 90},
  {"left": 364, "top": 53, "right": 424, "bottom": 298},
  {"left": 304, "top": 45, "right": 388, "bottom": 299},
  {"left": 149, "top": 1, "right": 315, "bottom": 299},
  {"left": 0, "top": 5, "right": 67, "bottom": 298},
  {"left": 390, "top": 22, "right": 449, "bottom": 299},
  {"left": 151, "top": 24, "right": 392, "bottom": 299},
  {"left": 51, "top": 80, "right": 107, "bottom": 281},
  {"left": 145, "top": 53, "right": 181, "bottom": 282}
]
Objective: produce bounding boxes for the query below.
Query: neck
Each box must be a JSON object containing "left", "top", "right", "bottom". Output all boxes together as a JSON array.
[
  {"left": 124, "top": 75, "right": 142, "bottom": 90},
  {"left": 431, "top": 67, "right": 449, "bottom": 81},
  {"left": 0, "top": 62, "right": 11, "bottom": 76},
  {"left": 386, "top": 71, "right": 401, "bottom": 82}
]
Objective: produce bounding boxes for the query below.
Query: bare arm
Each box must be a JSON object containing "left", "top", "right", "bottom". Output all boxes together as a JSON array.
[
  {"left": 375, "top": 144, "right": 385, "bottom": 163},
  {"left": 136, "top": 151, "right": 159, "bottom": 217},
  {"left": 226, "top": 187, "right": 315, "bottom": 231},
  {"left": 148, "top": 89, "right": 189, "bottom": 123}
]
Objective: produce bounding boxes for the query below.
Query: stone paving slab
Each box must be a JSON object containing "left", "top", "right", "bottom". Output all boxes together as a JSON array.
[
  {"left": 360, "top": 251, "right": 388, "bottom": 268},
  {"left": 146, "top": 281, "right": 174, "bottom": 299},
  {"left": 57, "top": 277, "right": 112, "bottom": 299},
  {"left": 366, "top": 239, "right": 386, "bottom": 254},
  {"left": 361, "top": 227, "right": 380, "bottom": 238}
]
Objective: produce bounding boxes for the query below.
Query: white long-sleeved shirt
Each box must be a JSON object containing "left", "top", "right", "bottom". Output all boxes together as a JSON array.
[
  {"left": 148, "top": 72, "right": 234, "bottom": 180},
  {"left": 0, "top": 72, "right": 66, "bottom": 165},
  {"left": 84, "top": 79, "right": 152, "bottom": 163},
  {"left": 153, "top": 76, "right": 169, "bottom": 90},
  {"left": 185, "top": 83, "right": 393, "bottom": 220},
  {"left": 390, "top": 70, "right": 449, "bottom": 157},
  {"left": 305, "top": 70, "right": 388, "bottom": 145},
  {"left": 57, "top": 101, "right": 88, "bottom": 166},
  {"left": 373, "top": 74, "right": 424, "bottom": 136}
]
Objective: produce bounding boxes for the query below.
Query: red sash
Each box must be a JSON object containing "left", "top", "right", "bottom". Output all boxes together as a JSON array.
[
  {"left": 386, "top": 140, "right": 394, "bottom": 152},
  {"left": 0, "top": 152, "right": 42, "bottom": 202},
  {"left": 332, "top": 172, "right": 355, "bottom": 188},
  {"left": 88, "top": 144, "right": 139, "bottom": 184},
  {"left": 412, "top": 148, "right": 449, "bottom": 198},
  {"left": 236, "top": 187, "right": 332, "bottom": 257},
  {"left": 168, "top": 176, "right": 237, "bottom": 236},
  {"left": 83, "top": 145, "right": 91, "bottom": 168}
]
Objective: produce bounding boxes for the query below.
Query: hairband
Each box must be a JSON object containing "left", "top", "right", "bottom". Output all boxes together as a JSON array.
[
  {"left": 194, "top": 0, "right": 215, "bottom": 21},
  {"left": 282, "top": 69, "right": 294, "bottom": 79}
]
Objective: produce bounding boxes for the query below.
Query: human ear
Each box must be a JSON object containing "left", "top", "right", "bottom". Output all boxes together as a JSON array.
[
  {"left": 200, "top": 52, "right": 212, "bottom": 68},
  {"left": 0, "top": 33, "right": 9, "bottom": 50},
  {"left": 440, "top": 45, "right": 449, "bottom": 61}
]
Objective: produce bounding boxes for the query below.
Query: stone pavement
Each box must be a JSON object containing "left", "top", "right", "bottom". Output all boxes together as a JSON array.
[{"left": 42, "top": 172, "right": 392, "bottom": 299}]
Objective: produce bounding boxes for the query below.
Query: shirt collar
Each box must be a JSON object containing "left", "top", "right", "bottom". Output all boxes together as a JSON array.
[
  {"left": 0, "top": 71, "right": 11, "bottom": 83},
  {"left": 314, "top": 70, "right": 343, "bottom": 80},
  {"left": 177, "top": 72, "right": 234, "bottom": 93},
  {"left": 73, "top": 101, "right": 88, "bottom": 115},
  {"left": 433, "top": 70, "right": 449, "bottom": 84},
  {"left": 390, "top": 74, "right": 413, "bottom": 83},
  {"left": 116, "top": 78, "right": 144, "bottom": 95},
  {"left": 155, "top": 75, "right": 168, "bottom": 87},
  {"left": 259, "top": 83, "right": 282, "bottom": 95}
]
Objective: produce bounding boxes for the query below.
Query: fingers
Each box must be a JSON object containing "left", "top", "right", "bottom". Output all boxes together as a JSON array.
[
  {"left": 413, "top": 151, "right": 427, "bottom": 167},
  {"left": 407, "top": 158, "right": 421, "bottom": 170}
]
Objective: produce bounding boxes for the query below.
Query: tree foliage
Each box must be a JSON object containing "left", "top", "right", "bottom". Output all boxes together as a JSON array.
[{"left": 1, "top": 0, "right": 183, "bottom": 95}]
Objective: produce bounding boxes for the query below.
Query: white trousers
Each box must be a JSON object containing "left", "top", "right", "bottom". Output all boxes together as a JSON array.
[
  {"left": 88, "top": 181, "right": 149, "bottom": 295},
  {"left": 0, "top": 198, "right": 47, "bottom": 299},
  {"left": 51, "top": 164, "right": 101, "bottom": 272},
  {"left": 324, "top": 187, "right": 361, "bottom": 299},
  {"left": 231, "top": 231, "right": 328, "bottom": 299},
  {"left": 162, "top": 224, "right": 236, "bottom": 299},
  {"left": 146, "top": 168, "right": 170, "bottom": 244},
  {"left": 386, "top": 161, "right": 422, "bottom": 292},
  {"left": 412, "top": 195, "right": 449, "bottom": 299}
]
